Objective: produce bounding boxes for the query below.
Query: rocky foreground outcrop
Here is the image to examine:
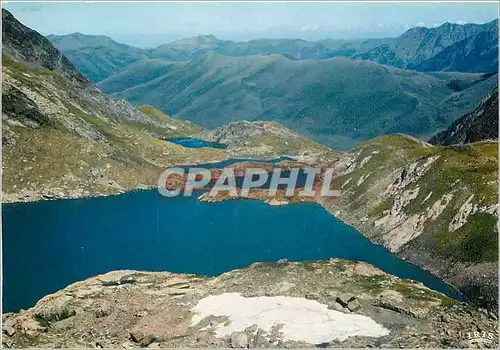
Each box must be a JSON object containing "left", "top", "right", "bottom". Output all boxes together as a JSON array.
[
  {"left": 322, "top": 135, "right": 498, "bottom": 311},
  {"left": 2, "top": 260, "right": 498, "bottom": 348}
]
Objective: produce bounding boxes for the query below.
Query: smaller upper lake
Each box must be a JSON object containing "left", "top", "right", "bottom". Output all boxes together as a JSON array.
[
  {"left": 166, "top": 137, "right": 227, "bottom": 149},
  {"left": 180, "top": 156, "right": 296, "bottom": 169}
]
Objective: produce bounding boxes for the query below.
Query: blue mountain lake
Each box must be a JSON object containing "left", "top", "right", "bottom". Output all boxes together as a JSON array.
[{"left": 3, "top": 188, "right": 463, "bottom": 312}]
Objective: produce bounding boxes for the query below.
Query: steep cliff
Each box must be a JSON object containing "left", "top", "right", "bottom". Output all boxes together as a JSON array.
[{"left": 324, "top": 135, "right": 498, "bottom": 310}]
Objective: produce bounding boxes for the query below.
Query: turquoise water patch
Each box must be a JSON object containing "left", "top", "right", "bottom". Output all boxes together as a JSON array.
[{"left": 166, "top": 137, "right": 227, "bottom": 149}]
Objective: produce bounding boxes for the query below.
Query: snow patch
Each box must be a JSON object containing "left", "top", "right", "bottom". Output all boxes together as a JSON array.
[{"left": 190, "top": 293, "right": 389, "bottom": 344}]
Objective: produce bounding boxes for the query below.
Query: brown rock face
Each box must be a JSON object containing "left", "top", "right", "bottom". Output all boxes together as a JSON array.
[{"left": 2, "top": 260, "right": 498, "bottom": 348}]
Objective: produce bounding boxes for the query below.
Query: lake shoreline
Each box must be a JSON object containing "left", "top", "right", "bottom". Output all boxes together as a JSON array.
[
  {"left": 3, "top": 183, "right": 466, "bottom": 305},
  {"left": 1, "top": 154, "right": 303, "bottom": 204},
  {"left": 2, "top": 184, "right": 158, "bottom": 204},
  {"left": 2, "top": 153, "right": 474, "bottom": 311}
]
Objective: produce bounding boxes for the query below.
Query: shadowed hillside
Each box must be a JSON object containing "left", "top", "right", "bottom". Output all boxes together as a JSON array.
[
  {"left": 429, "top": 88, "right": 499, "bottom": 145},
  {"left": 98, "top": 52, "right": 497, "bottom": 149}
]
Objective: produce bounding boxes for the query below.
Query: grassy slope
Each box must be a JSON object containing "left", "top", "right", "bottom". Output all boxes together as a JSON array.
[{"left": 136, "top": 105, "right": 201, "bottom": 137}]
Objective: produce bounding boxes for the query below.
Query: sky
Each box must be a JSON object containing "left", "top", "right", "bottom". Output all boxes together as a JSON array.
[{"left": 4, "top": 1, "right": 499, "bottom": 48}]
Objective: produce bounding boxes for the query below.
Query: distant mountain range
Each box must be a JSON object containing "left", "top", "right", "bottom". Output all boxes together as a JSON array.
[
  {"left": 46, "top": 19, "right": 499, "bottom": 149},
  {"left": 354, "top": 20, "right": 498, "bottom": 72},
  {"left": 49, "top": 19, "right": 498, "bottom": 83},
  {"left": 47, "top": 33, "right": 149, "bottom": 83}
]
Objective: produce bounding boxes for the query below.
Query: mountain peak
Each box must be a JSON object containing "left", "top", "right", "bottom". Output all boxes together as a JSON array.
[
  {"left": 195, "top": 34, "right": 219, "bottom": 42},
  {"left": 169, "top": 34, "right": 221, "bottom": 47},
  {"left": 2, "top": 9, "right": 89, "bottom": 87}
]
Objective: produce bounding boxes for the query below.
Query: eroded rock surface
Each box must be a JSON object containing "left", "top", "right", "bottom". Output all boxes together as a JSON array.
[
  {"left": 2, "top": 260, "right": 497, "bottom": 348},
  {"left": 322, "top": 134, "right": 498, "bottom": 311}
]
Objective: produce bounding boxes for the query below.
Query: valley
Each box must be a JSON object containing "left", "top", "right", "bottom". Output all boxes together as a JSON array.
[
  {"left": 96, "top": 53, "right": 497, "bottom": 149},
  {"left": 50, "top": 19, "right": 498, "bottom": 149}
]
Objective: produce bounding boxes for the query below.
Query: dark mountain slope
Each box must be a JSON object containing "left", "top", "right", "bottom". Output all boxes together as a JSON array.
[
  {"left": 429, "top": 88, "right": 498, "bottom": 145},
  {"left": 354, "top": 19, "right": 498, "bottom": 72},
  {"left": 98, "top": 51, "right": 497, "bottom": 149},
  {"left": 48, "top": 33, "right": 148, "bottom": 83}
]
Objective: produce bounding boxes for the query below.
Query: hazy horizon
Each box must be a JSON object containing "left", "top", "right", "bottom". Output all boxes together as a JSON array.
[{"left": 4, "top": 2, "right": 499, "bottom": 48}]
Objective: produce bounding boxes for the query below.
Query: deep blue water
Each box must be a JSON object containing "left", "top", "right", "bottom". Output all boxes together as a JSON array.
[
  {"left": 3, "top": 190, "right": 462, "bottom": 312},
  {"left": 167, "top": 137, "right": 227, "bottom": 149}
]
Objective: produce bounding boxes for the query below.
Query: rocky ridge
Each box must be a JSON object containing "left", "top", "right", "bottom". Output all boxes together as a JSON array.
[
  {"left": 200, "top": 120, "right": 334, "bottom": 162},
  {"left": 322, "top": 134, "right": 498, "bottom": 311},
  {"left": 2, "top": 260, "right": 498, "bottom": 348},
  {"left": 429, "top": 88, "right": 498, "bottom": 145}
]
